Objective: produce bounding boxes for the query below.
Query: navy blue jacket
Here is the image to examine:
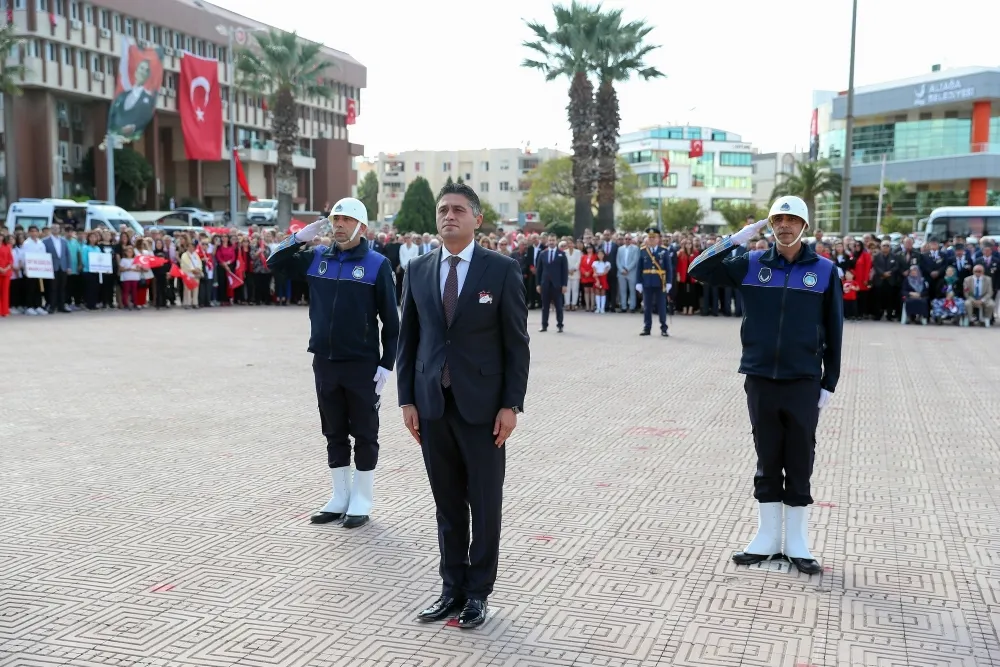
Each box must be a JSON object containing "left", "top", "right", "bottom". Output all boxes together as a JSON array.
[
  {"left": 267, "top": 236, "right": 400, "bottom": 369},
  {"left": 638, "top": 244, "right": 673, "bottom": 290},
  {"left": 689, "top": 243, "right": 843, "bottom": 392},
  {"left": 535, "top": 247, "right": 568, "bottom": 287}
]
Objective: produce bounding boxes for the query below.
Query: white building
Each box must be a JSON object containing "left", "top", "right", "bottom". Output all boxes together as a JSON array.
[
  {"left": 371, "top": 147, "right": 566, "bottom": 222},
  {"left": 619, "top": 126, "right": 754, "bottom": 229},
  {"left": 751, "top": 151, "right": 807, "bottom": 208}
]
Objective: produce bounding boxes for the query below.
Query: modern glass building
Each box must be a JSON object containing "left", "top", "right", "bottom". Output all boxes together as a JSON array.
[
  {"left": 814, "top": 66, "right": 1000, "bottom": 232},
  {"left": 618, "top": 126, "right": 754, "bottom": 230}
]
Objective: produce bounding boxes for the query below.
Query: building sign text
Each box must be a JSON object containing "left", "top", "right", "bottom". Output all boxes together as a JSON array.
[{"left": 914, "top": 79, "right": 976, "bottom": 107}]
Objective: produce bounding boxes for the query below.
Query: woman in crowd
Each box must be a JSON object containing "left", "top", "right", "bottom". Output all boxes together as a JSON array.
[
  {"left": 564, "top": 239, "right": 581, "bottom": 311},
  {"left": 930, "top": 265, "right": 964, "bottom": 324},
  {"left": 235, "top": 237, "right": 252, "bottom": 304},
  {"left": 832, "top": 241, "right": 855, "bottom": 278},
  {"left": 0, "top": 234, "right": 12, "bottom": 317},
  {"left": 98, "top": 230, "right": 116, "bottom": 308},
  {"left": 901, "top": 265, "right": 929, "bottom": 324},
  {"left": 9, "top": 231, "right": 25, "bottom": 313},
  {"left": 674, "top": 237, "right": 700, "bottom": 316},
  {"left": 180, "top": 241, "right": 203, "bottom": 309},
  {"left": 592, "top": 246, "right": 610, "bottom": 314},
  {"left": 251, "top": 236, "right": 272, "bottom": 305},
  {"left": 152, "top": 238, "right": 171, "bottom": 310},
  {"left": 852, "top": 239, "right": 873, "bottom": 319},
  {"left": 81, "top": 232, "right": 102, "bottom": 311},
  {"left": 580, "top": 244, "right": 596, "bottom": 313}
]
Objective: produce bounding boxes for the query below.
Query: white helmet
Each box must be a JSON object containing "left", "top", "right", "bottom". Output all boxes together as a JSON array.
[
  {"left": 767, "top": 196, "right": 809, "bottom": 247},
  {"left": 329, "top": 197, "right": 369, "bottom": 243}
]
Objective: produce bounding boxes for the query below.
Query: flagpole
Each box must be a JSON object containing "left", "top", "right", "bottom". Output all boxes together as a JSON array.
[
  {"left": 838, "top": 0, "right": 859, "bottom": 237},
  {"left": 656, "top": 125, "right": 662, "bottom": 227},
  {"left": 105, "top": 133, "right": 116, "bottom": 206},
  {"left": 226, "top": 27, "right": 238, "bottom": 227},
  {"left": 874, "top": 152, "right": 887, "bottom": 235}
]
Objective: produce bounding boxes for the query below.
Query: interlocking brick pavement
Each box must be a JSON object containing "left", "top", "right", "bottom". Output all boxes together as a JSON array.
[{"left": 2, "top": 308, "right": 1000, "bottom": 667}]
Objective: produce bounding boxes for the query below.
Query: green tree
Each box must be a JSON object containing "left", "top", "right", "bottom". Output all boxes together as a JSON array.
[
  {"left": 357, "top": 171, "right": 379, "bottom": 223},
  {"left": 660, "top": 198, "right": 704, "bottom": 232},
  {"left": 77, "top": 146, "right": 153, "bottom": 210},
  {"left": 444, "top": 175, "right": 454, "bottom": 187},
  {"left": 537, "top": 197, "right": 575, "bottom": 227},
  {"left": 457, "top": 175, "right": 465, "bottom": 184},
  {"left": 523, "top": 1, "right": 602, "bottom": 237},
  {"left": 882, "top": 180, "right": 908, "bottom": 217},
  {"left": 618, "top": 208, "right": 653, "bottom": 232},
  {"left": 879, "top": 215, "right": 914, "bottom": 235},
  {"left": 770, "top": 159, "right": 841, "bottom": 229},
  {"left": 545, "top": 220, "right": 574, "bottom": 237},
  {"left": 716, "top": 200, "right": 767, "bottom": 233},
  {"left": 591, "top": 10, "right": 663, "bottom": 231},
  {"left": 522, "top": 155, "right": 641, "bottom": 229},
  {"left": 394, "top": 176, "right": 436, "bottom": 235},
  {"left": 480, "top": 199, "right": 501, "bottom": 226},
  {"left": 235, "top": 29, "right": 333, "bottom": 227},
  {"left": 0, "top": 23, "right": 26, "bottom": 205}
]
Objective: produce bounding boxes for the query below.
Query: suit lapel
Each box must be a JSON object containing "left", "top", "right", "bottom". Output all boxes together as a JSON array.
[
  {"left": 451, "top": 245, "right": 489, "bottom": 327},
  {"left": 427, "top": 248, "right": 447, "bottom": 324}
]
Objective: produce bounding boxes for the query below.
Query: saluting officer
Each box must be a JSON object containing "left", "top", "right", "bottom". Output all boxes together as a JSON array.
[
  {"left": 267, "top": 198, "right": 400, "bottom": 529},
  {"left": 636, "top": 226, "right": 672, "bottom": 337},
  {"left": 688, "top": 196, "right": 843, "bottom": 575}
]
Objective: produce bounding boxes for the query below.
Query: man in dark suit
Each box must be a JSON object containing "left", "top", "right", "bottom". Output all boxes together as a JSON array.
[
  {"left": 599, "top": 232, "right": 619, "bottom": 310},
  {"left": 535, "top": 233, "right": 568, "bottom": 333},
  {"left": 397, "top": 182, "right": 530, "bottom": 629},
  {"left": 43, "top": 223, "right": 71, "bottom": 313}
]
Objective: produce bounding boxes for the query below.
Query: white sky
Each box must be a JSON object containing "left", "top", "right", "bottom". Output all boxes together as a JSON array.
[{"left": 213, "top": 0, "right": 1000, "bottom": 155}]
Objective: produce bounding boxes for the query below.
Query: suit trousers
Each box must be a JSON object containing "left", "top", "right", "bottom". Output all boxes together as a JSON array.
[
  {"left": 25, "top": 276, "right": 42, "bottom": 309},
  {"left": 44, "top": 270, "right": 67, "bottom": 312},
  {"left": 84, "top": 273, "right": 100, "bottom": 310},
  {"left": 420, "top": 387, "right": 505, "bottom": 600},
  {"left": 642, "top": 287, "right": 667, "bottom": 332},
  {"left": 313, "top": 356, "right": 380, "bottom": 471},
  {"left": 540, "top": 283, "right": 564, "bottom": 328},
  {"left": 744, "top": 375, "right": 820, "bottom": 507},
  {"left": 618, "top": 272, "right": 637, "bottom": 311}
]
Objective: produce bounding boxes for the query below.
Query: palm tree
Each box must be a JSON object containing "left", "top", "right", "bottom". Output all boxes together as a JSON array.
[
  {"left": 591, "top": 11, "right": 663, "bottom": 231},
  {"left": 882, "top": 180, "right": 908, "bottom": 216},
  {"left": 235, "top": 29, "right": 333, "bottom": 226},
  {"left": 770, "top": 159, "right": 842, "bottom": 229},
  {"left": 0, "top": 23, "right": 26, "bottom": 206},
  {"left": 522, "top": 1, "right": 602, "bottom": 238}
]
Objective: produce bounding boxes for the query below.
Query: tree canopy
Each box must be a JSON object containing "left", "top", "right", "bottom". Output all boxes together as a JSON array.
[
  {"left": 522, "top": 155, "right": 641, "bottom": 228},
  {"left": 394, "top": 176, "right": 436, "bottom": 235}
]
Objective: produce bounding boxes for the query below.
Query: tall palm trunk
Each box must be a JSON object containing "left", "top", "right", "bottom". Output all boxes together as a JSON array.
[
  {"left": 595, "top": 79, "right": 619, "bottom": 232},
  {"left": 272, "top": 88, "right": 298, "bottom": 227},
  {"left": 568, "top": 71, "right": 594, "bottom": 238}
]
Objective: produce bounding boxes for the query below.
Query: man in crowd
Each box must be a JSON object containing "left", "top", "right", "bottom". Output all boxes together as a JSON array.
[
  {"left": 616, "top": 234, "right": 639, "bottom": 314},
  {"left": 397, "top": 182, "right": 530, "bottom": 629},
  {"left": 535, "top": 233, "right": 567, "bottom": 333},
  {"left": 267, "top": 197, "right": 400, "bottom": 529},
  {"left": 636, "top": 226, "right": 671, "bottom": 337}
]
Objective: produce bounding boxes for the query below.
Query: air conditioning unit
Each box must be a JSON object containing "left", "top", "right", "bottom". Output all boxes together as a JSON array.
[
  {"left": 70, "top": 19, "right": 82, "bottom": 30},
  {"left": 99, "top": 27, "right": 110, "bottom": 38},
  {"left": 164, "top": 46, "right": 174, "bottom": 56},
  {"left": 92, "top": 71, "right": 105, "bottom": 81}
]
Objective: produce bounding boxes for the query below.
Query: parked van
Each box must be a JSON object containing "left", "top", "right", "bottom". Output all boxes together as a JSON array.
[
  {"left": 246, "top": 198, "right": 278, "bottom": 223},
  {"left": 4, "top": 199, "right": 144, "bottom": 236}
]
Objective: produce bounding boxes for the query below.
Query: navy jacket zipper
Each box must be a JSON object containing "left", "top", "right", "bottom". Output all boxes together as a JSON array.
[
  {"left": 328, "top": 259, "right": 344, "bottom": 357},
  {"left": 772, "top": 268, "right": 791, "bottom": 378}
]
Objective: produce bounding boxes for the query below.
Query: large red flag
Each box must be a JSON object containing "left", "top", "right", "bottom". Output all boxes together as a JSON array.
[
  {"left": 179, "top": 54, "right": 222, "bottom": 160},
  {"left": 688, "top": 139, "right": 704, "bottom": 159},
  {"left": 233, "top": 149, "right": 257, "bottom": 201}
]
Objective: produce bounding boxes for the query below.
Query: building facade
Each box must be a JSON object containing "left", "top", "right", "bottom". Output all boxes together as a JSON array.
[
  {"left": 618, "top": 126, "right": 754, "bottom": 230},
  {"left": 372, "top": 147, "right": 565, "bottom": 223},
  {"left": 1, "top": 0, "right": 365, "bottom": 213},
  {"left": 814, "top": 66, "right": 1000, "bottom": 231},
  {"left": 751, "top": 151, "right": 806, "bottom": 208}
]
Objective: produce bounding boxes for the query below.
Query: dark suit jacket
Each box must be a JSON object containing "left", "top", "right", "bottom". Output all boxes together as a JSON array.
[
  {"left": 535, "top": 248, "right": 568, "bottom": 288},
  {"left": 397, "top": 244, "right": 530, "bottom": 425}
]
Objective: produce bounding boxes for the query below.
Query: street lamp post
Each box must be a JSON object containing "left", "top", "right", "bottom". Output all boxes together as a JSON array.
[
  {"left": 216, "top": 25, "right": 239, "bottom": 227},
  {"left": 839, "top": 0, "right": 859, "bottom": 237}
]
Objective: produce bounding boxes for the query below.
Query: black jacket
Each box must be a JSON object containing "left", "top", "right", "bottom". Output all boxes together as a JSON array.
[
  {"left": 396, "top": 244, "right": 530, "bottom": 425},
  {"left": 267, "top": 236, "right": 399, "bottom": 369},
  {"left": 689, "top": 243, "right": 843, "bottom": 392}
]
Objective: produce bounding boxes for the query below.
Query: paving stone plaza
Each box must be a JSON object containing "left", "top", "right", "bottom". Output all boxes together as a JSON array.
[{"left": 2, "top": 309, "right": 999, "bottom": 667}]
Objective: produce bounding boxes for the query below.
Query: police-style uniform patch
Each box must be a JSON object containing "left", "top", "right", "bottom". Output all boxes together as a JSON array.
[
  {"left": 352, "top": 266, "right": 365, "bottom": 280},
  {"left": 318, "top": 260, "right": 328, "bottom": 275},
  {"left": 758, "top": 267, "right": 772, "bottom": 284},
  {"left": 803, "top": 272, "right": 818, "bottom": 288},
  {"left": 334, "top": 203, "right": 344, "bottom": 212},
  {"left": 780, "top": 202, "right": 791, "bottom": 211}
]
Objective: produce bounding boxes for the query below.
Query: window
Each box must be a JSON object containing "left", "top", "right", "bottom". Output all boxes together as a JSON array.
[
  {"left": 413, "top": 162, "right": 421, "bottom": 172},
  {"left": 667, "top": 128, "right": 683, "bottom": 139},
  {"left": 138, "top": 22, "right": 146, "bottom": 41},
  {"left": 623, "top": 150, "right": 653, "bottom": 164},
  {"left": 712, "top": 131, "right": 727, "bottom": 141},
  {"left": 195, "top": 40, "right": 204, "bottom": 57},
  {"left": 207, "top": 43, "right": 216, "bottom": 59},
  {"left": 719, "top": 152, "right": 752, "bottom": 167},
  {"left": 173, "top": 32, "right": 181, "bottom": 49},
  {"left": 113, "top": 14, "right": 121, "bottom": 33},
  {"left": 638, "top": 172, "right": 677, "bottom": 188},
  {"left": 442, "top": 161, "right": 451, "bottom": 171},
  {"left": 77, "top": 49, "right": 85, "bottom": 67},
  {"left": 58, "top": 141, "right": 68, "bottom": 159},
  {"left": 499, "top": 181, "right": 510, "bottom": 191},
  {"left": 499, "top": 159, "right": 510, "bottom": 170},
  {"left": 480, "top": 161, "right": 489, "bottom": 171},
  {"left": 479, "top": 182, "right": 489, "bottom": 192},
  {"left": 55, "top": 0, "right": 63, "bottom": 14},
  {"left": 72, "top": 143, "right": 82, "bottom": 166},
  {"left": 124, "top": 18, "right": 133, "bottom": 37},
  {"left": 463, "top": 172, "right": 471, "bottom": 181},
  {"left": 36, "top": 0, "right": 47, "bottom": 11},
  {"left": 686, "top": 127, "right": 702, "bottom": 139},
  {"left": 184, "top": 36, "right": 193, "bottom": 52},
  {"left": 63, "top": 46, "right": 71, "bottom": 65},
  {"left": 498, "top": 203, "right": 509, "bottom": 216},
  {"left": 99, "top": 9, "right": 108, "bottom": 29},
  {"left": 46, "top": 42, "right": 56, "bottom": 61},
  {"left": 69, "top": 1, "right": 78, "bottom": 20},
  {"left": 90, "top": 54, "right": 100, "bottom": 70},
  {"left": 30, "top": 40, "right": 40, "bottom": 57},
  {"left": 84, "top": 5, "right": 92, "bottom": 24},
  {"left": 153, "top": 27, "right": 161, "bottom": 45}
]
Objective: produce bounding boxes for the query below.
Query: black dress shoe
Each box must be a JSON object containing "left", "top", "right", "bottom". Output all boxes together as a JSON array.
[
  {"left": 788, "top": 557, "right": 821, "bottom": 575},
  {"left": 661, "top": 330, "right": 669, "bottom": 337},
  {"left": 342, "top": 514, "right": 369, "bottom": 529},
  {"left": 539, "top": 327, "right": 547, "bottom": 332},
  {"left": 557, "top": 325, "right": 564, "bottom": 333},
  {"left": 458, "top": 598, "right": 488, "bottom": 629},
  {"left": 417, "top": 596, "right": 465, "bottom": 622},
  {"left": 309, "top": 511, "right": 344, "bottom": 524},
  {"left": 639, "top": 330, "right": 651, "bottom": 336},
  {"left": 732, "top": 551, "right": 781, "bottom": 565}
]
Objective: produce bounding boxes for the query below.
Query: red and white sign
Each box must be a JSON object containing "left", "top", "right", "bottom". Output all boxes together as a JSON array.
[
  {"left": 346, "top": 99, "right": 356, "bottom": 125},
  {"left": 233, "top": 27, "right": 247, "bottom": 45},
  {"left": 523, "top": 211, "right": 540, "bottom": 224},
  {"left": 25, "top": 253, "right": 54, "bottom": 279},
  {"left": 688, "top": 139, "right": 704, "bottom": 159},
  {"left": 179, "top": 54, "right": 223, "bottom": 160}
]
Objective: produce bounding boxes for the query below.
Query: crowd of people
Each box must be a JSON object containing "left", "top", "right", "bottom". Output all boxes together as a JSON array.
[{"left": 0, "top": 219, "right": 996, "bottom": 329}]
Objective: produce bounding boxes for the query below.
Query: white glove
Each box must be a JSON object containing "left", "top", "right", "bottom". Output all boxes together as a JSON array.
[
  {"left": 373, "top": 366, "right": 392, "bottom": 395},
  {"left": 294, "top": 219, "right": 326, "bottom": 243},
  {"left": 666, "top": 284, "right": 672, "bottom": 292},
  {"left": 818, "top": 388, "right": 832, "bottom": 410},
  {"left": 636, "top": 284, "right": 643, "bottom": 294},
  {"left": 730, "top": 218, "right": 769, "bottom": 247}
]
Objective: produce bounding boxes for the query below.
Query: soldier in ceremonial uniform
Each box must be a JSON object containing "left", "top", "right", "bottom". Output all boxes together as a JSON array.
[
  {"left": 636, "top": 226, "right": 672, "bottom": 337},
  {"left": 688, "top": 196, "right": 843, "bottom": 575},
  {"left": 267, "top": 198, "right": 400, "bottom": 529}
]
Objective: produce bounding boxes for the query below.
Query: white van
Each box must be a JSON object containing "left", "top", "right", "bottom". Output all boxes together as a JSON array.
[
  {"left": 923, "top": 206, "right": 1000, "bottom": 243},
  {"left": 4, "top": 199, "right": 144, "bottom": 236},
  {"left": 246, "top": 198, "right": 278, "bottom": 223}
]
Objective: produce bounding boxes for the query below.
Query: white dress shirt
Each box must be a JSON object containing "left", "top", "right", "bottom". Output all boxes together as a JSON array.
[
  {"left": 440, "top": 241, "right": 476, "bottom": 298},
  {"left": 399, "top": 242, "right": 420, "bottom": 269}
]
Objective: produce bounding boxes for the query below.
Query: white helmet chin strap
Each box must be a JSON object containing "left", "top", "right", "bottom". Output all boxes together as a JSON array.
[{"left": 348, "top": 221, "right": 363, "bottom": 243}]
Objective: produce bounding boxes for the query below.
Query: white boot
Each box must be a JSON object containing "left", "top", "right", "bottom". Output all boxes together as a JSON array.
[
  {"left": 733, "top": 502, "right": 782, "bottom": 564},
  {"left": 783, "top": 505, "right": 821, "bottom": 574},
  {"left": 343, "top": 469, "right": 374, "bottom": 528},
  {"left": 317, "top": 466, "right": 352, "bottom": 515}
]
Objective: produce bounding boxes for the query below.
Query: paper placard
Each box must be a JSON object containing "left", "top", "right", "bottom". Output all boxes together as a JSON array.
[
  {"left": 24, "top": 253, "right": 54, "bottom": 279},
  {"left": 88, "top": 252, "right": 113, "bottom": 274}
]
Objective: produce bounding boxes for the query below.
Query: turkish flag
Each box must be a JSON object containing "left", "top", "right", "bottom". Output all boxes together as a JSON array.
[
  {"left": 49, "top": 11, "right": 57, "bottom": 26},
  {"left": 661, "top": 157, "right": 670, "bottom": 181},
  {"left": 169, "top": 263, "right": 199, "bottom": 291},
  {"left": 233, "top": 149, "right": 257, "bottom": 201},
  {"left": 288, "top": 220, "right": 307, "bottom": 234},
  {"left": 135, "top": 255, "right": 168, "bottom": 270},
  {"left": 346, "top": 99, "right": 356, "bottom": 125},
  {"left": 688, "top": 139, "right": 704, "bottom": 159},
  {"left": 179, "top": 54, "right": 222, "bottom": 160}
]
